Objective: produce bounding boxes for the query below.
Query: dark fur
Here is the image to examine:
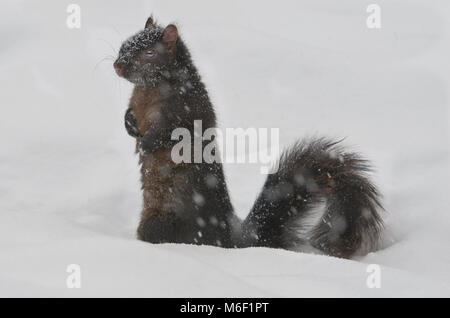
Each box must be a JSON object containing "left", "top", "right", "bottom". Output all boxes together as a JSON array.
[
  {"left": 115, "top": 19, "right": 235, "bottom": 247},
  {"left": 241, "top": 138, "right": 384, "bottom": 258},
  {"left": 115, "top": 18, "right": 384, "bottom": 258}
]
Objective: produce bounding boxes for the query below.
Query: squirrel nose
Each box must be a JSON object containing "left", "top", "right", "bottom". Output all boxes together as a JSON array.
[{"left": 113, "top": 62, "right": 124, "bottom": 77}]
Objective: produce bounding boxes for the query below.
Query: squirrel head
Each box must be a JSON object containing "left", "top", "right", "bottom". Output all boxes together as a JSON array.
[{"left": 114, "top": 16, "right": 179, "bottom": 87}]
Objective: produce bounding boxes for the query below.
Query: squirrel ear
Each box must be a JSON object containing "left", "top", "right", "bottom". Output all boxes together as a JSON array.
[
  {"left": 145, "top": 16, "right": 155, "bottom": 29},
  {"left": 162, "top": 24, "right": 178, "bottom": 54}
]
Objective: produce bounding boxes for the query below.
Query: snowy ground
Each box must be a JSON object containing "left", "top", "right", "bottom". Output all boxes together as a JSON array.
[{"left": 1, "top": 0, "right": 450, "bottom": 297}]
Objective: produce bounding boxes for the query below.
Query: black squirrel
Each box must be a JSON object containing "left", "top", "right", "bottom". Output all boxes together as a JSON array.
[{"left": 113, "top": 17, "right": 384, "bottom": 258}]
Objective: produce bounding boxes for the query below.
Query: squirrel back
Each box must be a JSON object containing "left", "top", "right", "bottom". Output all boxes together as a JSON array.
[{"left": 114, "top": 17, "right": 384, "bottom": 258}]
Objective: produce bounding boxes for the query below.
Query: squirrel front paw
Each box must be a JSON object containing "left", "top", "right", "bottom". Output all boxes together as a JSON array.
[
  {"left": 139, "top": 131, "right": 166, "bottom": 156},
  {"left": 125, "top": 108, "right": 143, "bottom": 138}
]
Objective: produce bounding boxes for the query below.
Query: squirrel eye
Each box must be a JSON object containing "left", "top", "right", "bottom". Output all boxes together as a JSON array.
[{"left": 146, "top": 50, "right": 155, "bottom": 58}]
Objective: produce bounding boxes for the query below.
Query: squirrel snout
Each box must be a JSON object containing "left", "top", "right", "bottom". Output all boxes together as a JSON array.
[{"left": 113, "top": 61, "right": 124, "bottom": 77}]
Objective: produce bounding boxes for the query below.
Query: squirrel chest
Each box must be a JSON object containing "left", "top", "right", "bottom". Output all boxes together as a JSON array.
[
  {"left": 129, "top": 86, "right": 180, "bottom": 210},
  {"left": 129, "top": 86, "right": 165, "bottom": 135}
]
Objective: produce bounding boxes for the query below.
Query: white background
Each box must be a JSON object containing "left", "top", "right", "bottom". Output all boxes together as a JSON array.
[{"left": 0, "top": 0, "right": 449, "bottom": 296}]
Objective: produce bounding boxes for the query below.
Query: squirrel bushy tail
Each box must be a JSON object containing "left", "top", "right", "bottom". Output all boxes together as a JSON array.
[{"left": 238, "top": 138, "right": 384, "bottom": 258}]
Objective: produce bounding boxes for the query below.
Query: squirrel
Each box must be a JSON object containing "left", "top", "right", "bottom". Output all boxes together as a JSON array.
[{"left": 113, "top": 17, "right": 384, "bottom": 258}]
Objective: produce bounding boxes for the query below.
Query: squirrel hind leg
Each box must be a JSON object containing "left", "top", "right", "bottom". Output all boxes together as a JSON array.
[{"left": 137, "top": 212, "right": 186, "bottom": 244}]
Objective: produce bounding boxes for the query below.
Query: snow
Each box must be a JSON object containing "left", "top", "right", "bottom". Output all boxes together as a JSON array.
[{"left": 1, "top": 0, "right": 450, "bottom": 297}]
